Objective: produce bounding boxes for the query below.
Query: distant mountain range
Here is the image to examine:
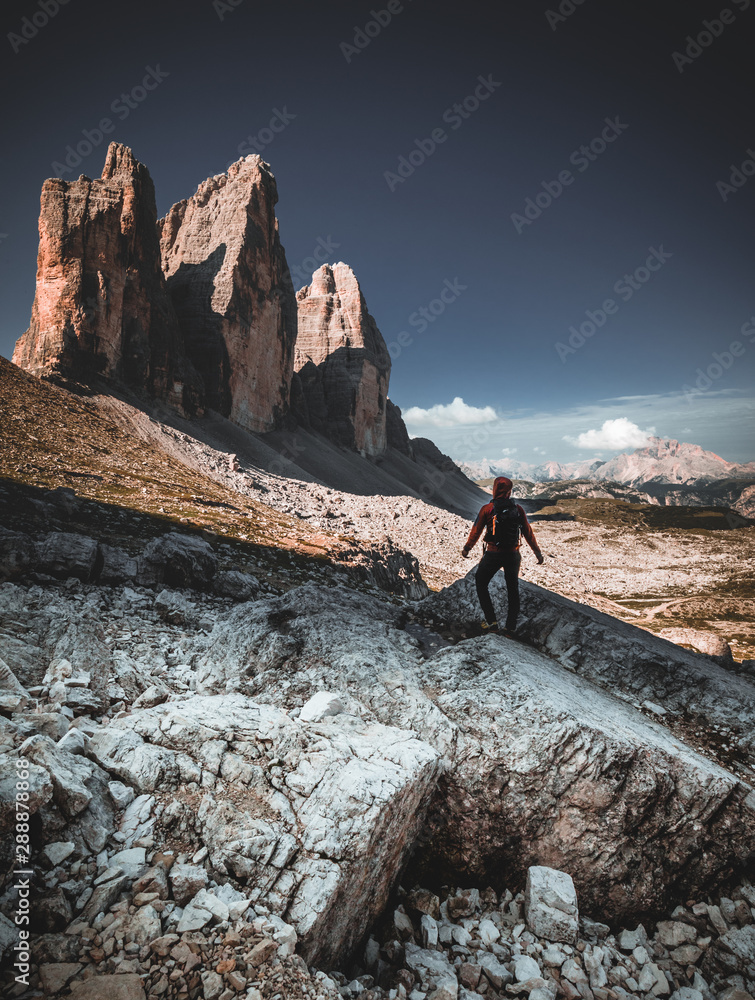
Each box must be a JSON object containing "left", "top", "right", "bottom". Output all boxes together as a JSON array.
[{"left": 461, "top": 437, "right": 755, "bottom": 487}]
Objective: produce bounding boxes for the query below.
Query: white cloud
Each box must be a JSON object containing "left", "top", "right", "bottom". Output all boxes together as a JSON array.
[
  {"left": 501, "top": 447, "right": 517, "bottom": 456},
  {"left": 403, "top": 396, "right": 498, "bottom": 428},
  {"left": 533, "top": 446, "right": 546, "bottom": 454},
  {"left": 564, "top": 417, "right": 655, "bottom": 450},
  {"left": 391, "top": 388, "right": 755, "bottom": 465}
]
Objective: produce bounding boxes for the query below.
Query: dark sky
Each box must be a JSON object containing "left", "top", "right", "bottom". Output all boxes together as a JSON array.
[{"left": 1, "top": 0, "right": 754, "bottom": 462}]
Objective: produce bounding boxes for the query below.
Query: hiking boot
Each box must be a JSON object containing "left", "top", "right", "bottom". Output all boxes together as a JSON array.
[
  {"left": 480, "top": 620, "right": 499, "bottom": 633},
  {"left": 503, "top": 626, "right": 518, "bottom": 639}
]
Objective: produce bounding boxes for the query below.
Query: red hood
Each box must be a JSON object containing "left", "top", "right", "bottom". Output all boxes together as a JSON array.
[{"left": 492, "top": 476, "right": 513, "bottom": 499}]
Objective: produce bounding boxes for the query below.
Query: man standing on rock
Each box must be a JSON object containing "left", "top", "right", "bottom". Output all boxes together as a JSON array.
[{"left": 462, "top": 476, "right": 544, "bottom": 636}]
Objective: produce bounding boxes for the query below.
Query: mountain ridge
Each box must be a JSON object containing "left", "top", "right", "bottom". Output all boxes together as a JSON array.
[{"left": 463, "top": 436, "right": 755, "bottom": 486}]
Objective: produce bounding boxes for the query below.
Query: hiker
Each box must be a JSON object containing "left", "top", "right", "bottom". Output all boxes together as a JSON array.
[{"left": 461, "top": 476, "right": 544, "bottom": 635}]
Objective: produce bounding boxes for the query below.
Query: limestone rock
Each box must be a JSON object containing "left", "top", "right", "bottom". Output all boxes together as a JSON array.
[
  {"left": 159, "top": 155, "right": 297, "bottom": 432},
  {"left": 69, "top": 973, "right": 146, "bottom": 999},
  {"left": 39, "top": 963, "right": 83, "bottom": 995},
  {"left": 13, "top": 143, "right": 201, "bottom": 414},
  {"left": 386, "top": 399, "right": 414, "bottom": 456},
  {"left": 138, "top": 532, "right": 217, "bottom": 589},
  {"left": 87, "top": 693, "right": 440, "bottom": 965},
  {"left": 192, "top": 582, "right": 755, "bottom": 923},
  {"left": 333, "top": 537, "right": 429, "bottom": 600},
  {"left": 18, "top": 735, "right": 116, "bottom": 854},
  {"left": 32, "top": 886, "right": 73, "bottom": 933},
  {"left": 0, "top": 526, "right": 38, "bottom": 581},
  {"left": 423, "top": 570, "right": 755, "bottom": 765},
  {"left": 36, "top": 531, "right": 99, "bottom": 582},
  {"left": 657, "top": 628, "right": 734, "bottom": 666},
  {"left": 213, "top": 568, "right": 259, "bottom": 601},
  {"left": 513, "top": 954, "right": 542, "bottom": 982},
  {"left": 98, "top": 544, "right": 138, "bottom": 584},
  {"left": 299, "top": 691, "right": 345, "bottom": 723},
  {"left": 295, "top": 263, "right": 391, "bottom": 455},
  {"left": 0, "top": 753, "right": 52, "bottom": 836},
  {"left": 42, "top": 840, "right": 75, "bottom": 866},
  {"left": 169, "top": 863, "right": 208, "bottom": 906},
  {"left": 81, "top": 875, "right": 130, "bottom": 922},
  {"left": 524, "top": 866, "right": 579, "bottom": 944}
]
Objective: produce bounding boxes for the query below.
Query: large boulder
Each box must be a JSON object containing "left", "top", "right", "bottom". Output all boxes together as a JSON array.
[
  {"left": 295, "top": 263, "right": 391, "bottom": 456},
  {"left": 191, "top": 583, "right": 755, "bottom": 923},
  {"left": 0, "top": 527, "right": 37, "bottom": 581},
  {"left": 159, "top": 155, "right": 297, "bottom": 432},
  {"left": 421, "top": 571, "right": 755, "bottom": 765},
  {"left": 12, "top": 143, "right": 202, "bottom": 414},
  {"left": 69, "top": 974, "right": 146, "bottom": 1000},
  {"left": 524, "top": 865, "right": 579, "bottom": 944},
  {"left": 138, "top": 532, "right": 217, "bottom": 589},
  {"left": 87, "top": 694, "right": 440, "bottom": 966},
  {"left": 333, "top": 537, "right": 428, "bottom": 600},
  {"left": 36, "top": 532, "right": 99, "bottom": 582},
  {"left": 20, "top": 735, "right": 116, "bottom": 854}
]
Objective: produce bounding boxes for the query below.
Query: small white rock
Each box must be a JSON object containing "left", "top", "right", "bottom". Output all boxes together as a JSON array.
[{"left": 299, "top": 691, "right": 345, "bottom": 723}]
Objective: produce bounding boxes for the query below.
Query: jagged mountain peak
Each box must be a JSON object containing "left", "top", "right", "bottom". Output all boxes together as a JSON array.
[{"left": 100, "top": 140, "right": 147, "bottom": 181}]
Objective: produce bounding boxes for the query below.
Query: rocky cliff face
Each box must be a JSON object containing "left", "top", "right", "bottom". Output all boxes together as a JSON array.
[
  {"left": 386, "top": 399, "right": 414, "bottom": 456},
  {"left": 12, "top": 143, "right": 202, "bottom": 413},
  {"left": 295, "top": 263, "right": 391, "bottom": 456},
  {"left": 159, "top": 155, "right": 297, "bottom": 433}
]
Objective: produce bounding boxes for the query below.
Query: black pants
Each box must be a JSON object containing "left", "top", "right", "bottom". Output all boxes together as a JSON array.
[{"left": 475, "top": 550, "right": 521, "bottom": 628}]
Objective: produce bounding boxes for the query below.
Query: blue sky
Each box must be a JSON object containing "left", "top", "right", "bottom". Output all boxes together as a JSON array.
[{"left": 1, "top": 0, "right": 754, "bottom": 462}]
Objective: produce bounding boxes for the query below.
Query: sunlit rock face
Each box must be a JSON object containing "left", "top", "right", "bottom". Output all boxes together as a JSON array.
[
  {"left": 158, "top": 155, "right": 297, "bottom": 433},
  {"left": 295, "top": 263, "right": 391, "bottom": 456},
  {"left": 13, "top": 143, "right": 202, "bottom": 414}
]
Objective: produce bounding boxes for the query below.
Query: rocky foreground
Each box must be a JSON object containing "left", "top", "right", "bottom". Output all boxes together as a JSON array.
[{"left": 0, "top": 523, "right": 754, "bottom": 998}]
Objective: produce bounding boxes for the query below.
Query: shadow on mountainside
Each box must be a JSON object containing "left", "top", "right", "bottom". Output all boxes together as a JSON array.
[
  {"left": 0, "top": 477, "right": 425, "bottom": 601},
  {"left": 164, "top": 243, "right": 233, "bottom": 414}
]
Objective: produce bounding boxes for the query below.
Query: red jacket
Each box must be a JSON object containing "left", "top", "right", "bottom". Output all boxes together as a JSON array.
[{"left": 464, "top": 477, "right": 542, "bottom": 556}]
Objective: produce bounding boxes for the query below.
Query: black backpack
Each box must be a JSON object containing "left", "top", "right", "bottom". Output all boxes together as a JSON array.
[{"left": 491, "top": 498, "right": 522, "bottom": 548}]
